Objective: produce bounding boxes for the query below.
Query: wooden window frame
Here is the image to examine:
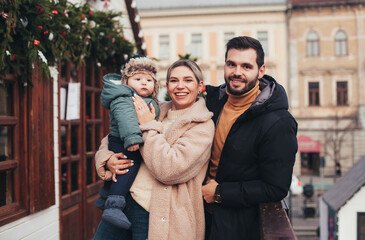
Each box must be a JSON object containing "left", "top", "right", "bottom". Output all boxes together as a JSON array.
[
  {"left": 358, "top": 212, "right": 365, "bottom": 240},
  {"left": 0, "top": 64, "right": 55, "bottom": 226},
  {"left": 335, "top": 30, "right": 348, "bottom": 57},
  {"left": 307, "top": 31, "right": 320, "bottom": 57},
  {"left": 336, "top": 81, "right": 348, "bottom": 106},
  {"left": 191, "top": 33, "right": 203, "bottom": 58},
  {"left": 0, "top": 74, "right": 27, "bottom": 225},
  {"left": 158, "top": 35, "right": 170, "bottom": 60},
  {"left": 257, "top": 31, "right": 269, "bottom": 56},
  {"left": 308, "top": 82, "right": 320, "bottom": 106}
]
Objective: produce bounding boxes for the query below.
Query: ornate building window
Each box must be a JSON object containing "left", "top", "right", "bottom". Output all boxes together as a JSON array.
[
  {"left": 224, "top": 32, "right": 235, "bottom": 45},
  {"left": 307, "top": 31, "right": 319, "bottom": 57},
  {"left": 257, "top": 31, "right": 269, "bottom": 56},
  {"left": 336, "top": 81, "right": 348, "bottom": 106},
  {"left": 191, "top": 33, "right": 202, "bottom": 58},
  {"left": 308, "top": 82, "right": 320, "bottom": 106},
  {"left": 159, "top": 35, "right": 170, "bottom": 60},
  {"left": 335, "top": 30, "right": 347, "bottom": 56},
  {"left": 358, "top": 213, "right": 365, "bottom": 240}
]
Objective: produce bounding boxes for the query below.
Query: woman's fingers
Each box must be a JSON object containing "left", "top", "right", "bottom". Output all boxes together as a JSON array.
[
  {"left": 132, "top": 94, "right": 149, "bottom": 111},
  {"left": 115, "top": 160, "right": 134, "bottom": 171},
  {"left": 150, "top": 103, "right": 155, "bottom": 116}
]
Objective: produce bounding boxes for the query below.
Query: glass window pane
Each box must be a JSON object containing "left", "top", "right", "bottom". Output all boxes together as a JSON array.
[
  {"left": 71, "top": 125, "right": 78, "bottom": 155},
  {"left": 335, "top": 42, "right": 340, "bottom": 56},
  {"left": 0, "top": 81, "right": 14, "bottom": 116},
  {"left": 70, "top": 63, "right": 78, "bottom": 83},
  {"left": 307, "top": 31, "right": 319, "bottom": 57},
  {"left": 71, "top": 161, "right": 79, "bottom": 192},
  {"left": 191, "top": 33, "right": 202, "bottom": 58},
  {"left": 86, "top": 125, "right": 92, "bottom": 152},
  {"left": 313, "top": 42, "right": 319, "bottom": 56},
  {"left": 95, "top": 124, "right": 101, "bottom": 150},
  {"left": 337, "top": 81, "right": 348, "bottom": 106},
  {"left": 95, "top": 65, "right": 101, "bottom": 88},
  {"left": 61, "top": 164, "right": 68, "bottom": 195},
  {"left": 309, "top": 82, "right": 319, "bottom": 106},
  {"left": 0, "top": 126, "right": 13, "bottom": 161},
  {"left": 224, "top": 32, "right": 234, "bottom": 45},
  {"left": 257, "top": 31, "right": 268, "bottom": 56},
  {"left": 85, "top": 63, "right": 92, "bottom": 86},
  {"left": 341, "top": 41, "right": 347, "bottom": 55},
  {"left": 159, "top": 35, "right": 170, "bottom": 60},
  {"left": 86, "top": 92, "right": 92, "bottom": 119},
  {"left": 61, "top": 126, "right": 67, "bottom": 157},
  {"left": 0, "top": 170, "right": 14, "bottom": 207},
  {"left": 95, "top": 93, "right": 101, "bottom": 119},
  {"left": 86, "top": 157, "right": 93, "bottom": 185},
  {"left": 60, "top": 61, "right": 67, "bottom": 82},
  {"left": 359, "top": 213, "right": 365, "bottom": 239}
]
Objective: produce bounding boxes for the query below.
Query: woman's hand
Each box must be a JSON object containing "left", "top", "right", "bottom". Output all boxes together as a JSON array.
[
  {"left": 132, "top": 94, "right": 155, "bottom": 125},
  {"left": 106, "top": 152, "right": 134, "bottom": 182}
]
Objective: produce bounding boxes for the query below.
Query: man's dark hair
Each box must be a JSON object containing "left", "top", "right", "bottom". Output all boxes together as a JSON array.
[{"left": 225, "top": 36, "right": 265, "bottom": 68}]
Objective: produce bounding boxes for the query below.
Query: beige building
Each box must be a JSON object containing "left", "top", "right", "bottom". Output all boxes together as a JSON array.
[
  {"left": 136, "top": 0, "right": 365, "bottom": 177},
  {"left": 136, "top": 0, "right": 289, "bottom": 100},
  {"left": 288, "top": 0, "right": 365, "bottom": 176}
]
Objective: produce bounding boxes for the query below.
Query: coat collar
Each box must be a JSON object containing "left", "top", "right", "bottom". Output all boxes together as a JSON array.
[{"left": 159, "top": 97, "right": 213, "bottom": 124}]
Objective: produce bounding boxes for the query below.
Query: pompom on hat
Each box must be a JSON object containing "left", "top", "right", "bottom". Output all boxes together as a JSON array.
[{"left": 121, "top": 56, "right": 159, "bottom": 98}]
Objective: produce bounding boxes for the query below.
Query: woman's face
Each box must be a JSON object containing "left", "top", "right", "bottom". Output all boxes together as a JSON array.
[{"left": 167, "top": 66, "right": 203, "bottom": 110}]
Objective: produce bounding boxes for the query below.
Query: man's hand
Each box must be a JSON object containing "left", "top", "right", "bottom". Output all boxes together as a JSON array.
[{"left": 202, "top": 179, "right": 219, "bottom": 203}]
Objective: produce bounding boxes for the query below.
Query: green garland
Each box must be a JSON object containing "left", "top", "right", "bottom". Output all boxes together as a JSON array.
[{"left": 0, "top": 0, "right": 134, "bottom": 83}]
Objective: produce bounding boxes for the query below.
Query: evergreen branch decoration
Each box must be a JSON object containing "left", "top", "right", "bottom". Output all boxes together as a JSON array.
[{"left": 0, "top": 0, "right": 134, "bottom": 83}]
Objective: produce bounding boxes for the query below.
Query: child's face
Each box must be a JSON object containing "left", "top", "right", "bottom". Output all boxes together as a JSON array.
[{"left": 127, "top": 73, "right": 155, "bottom": 97}]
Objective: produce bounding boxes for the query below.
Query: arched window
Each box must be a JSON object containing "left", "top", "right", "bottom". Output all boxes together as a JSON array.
[
  {"left": 335, "top": 30, "right": 347, "bottom": 56},
  {"left": 307, "top": 31, "right": 319, "bottom": 57}
]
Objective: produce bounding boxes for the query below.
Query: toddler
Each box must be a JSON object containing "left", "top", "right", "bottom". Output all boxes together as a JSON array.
[{"left": 95, "top": 56, "right": 160, "bottom": 229}]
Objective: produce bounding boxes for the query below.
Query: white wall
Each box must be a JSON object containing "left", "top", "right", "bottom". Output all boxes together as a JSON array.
[
  {"left": 319, "top": 197, "right": 328, "bottom": 240},
  {"left": 0, "top": 66, "right": 60, "bottom": 240},
  {"left": 337, "top": 185, "right": 365, "bottom": 240}
]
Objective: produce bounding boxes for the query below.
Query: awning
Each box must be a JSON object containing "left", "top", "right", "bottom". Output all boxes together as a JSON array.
[{"left": 297, "top": 135, "right": 321, "bottom": 153}]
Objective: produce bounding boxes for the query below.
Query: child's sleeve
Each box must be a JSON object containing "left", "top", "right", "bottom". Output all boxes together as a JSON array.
[{"left": 110, "top": 96, "right": 143, "bottom": 149}]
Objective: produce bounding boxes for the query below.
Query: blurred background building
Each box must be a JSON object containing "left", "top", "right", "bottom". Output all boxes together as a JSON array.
[
  {"left": 136, "top": 0, "right": 289, "bottom": 101},
  {"left": 136, "top": 0, "right": 365, "bottom": 178},
  {"left": 288, "top": 0, "right": 365, "bottom": 177}
]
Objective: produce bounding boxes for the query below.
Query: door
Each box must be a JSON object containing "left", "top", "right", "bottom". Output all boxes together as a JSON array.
[{"left": 59, "top": 61, "right": 108, "bottom": 240}]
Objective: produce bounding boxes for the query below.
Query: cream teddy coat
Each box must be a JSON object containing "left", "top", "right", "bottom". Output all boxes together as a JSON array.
[{"left": 95, "top": 97, "right": 215, "bottom": 240}]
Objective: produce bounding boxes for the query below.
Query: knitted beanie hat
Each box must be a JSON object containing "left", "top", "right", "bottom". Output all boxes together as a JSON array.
[{"left": 121, "top": 57, "right": 159, "bottom": 98}]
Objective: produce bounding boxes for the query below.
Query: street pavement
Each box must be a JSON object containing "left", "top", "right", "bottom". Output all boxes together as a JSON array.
[{"left": 285, "top": 175, "right": 337, "bottom": 240}]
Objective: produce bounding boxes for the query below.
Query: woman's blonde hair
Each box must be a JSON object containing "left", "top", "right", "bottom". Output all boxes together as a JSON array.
[{"left": 166, "top": 59, "right": 203, "bottom": 84}]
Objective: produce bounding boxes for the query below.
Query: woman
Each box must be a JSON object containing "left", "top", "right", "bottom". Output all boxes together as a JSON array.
[{"left": 94, "top": 59, "right": 215, "bottom": 240}]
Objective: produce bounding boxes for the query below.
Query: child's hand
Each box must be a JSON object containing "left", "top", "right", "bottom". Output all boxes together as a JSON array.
[{"left": 127, "top": 144, "right": 139, "bottom": 152}]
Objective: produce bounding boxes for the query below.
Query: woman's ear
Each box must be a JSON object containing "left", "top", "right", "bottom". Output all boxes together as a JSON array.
[{"left": 198, "top": 81, "right": 203, "bottom": 93}]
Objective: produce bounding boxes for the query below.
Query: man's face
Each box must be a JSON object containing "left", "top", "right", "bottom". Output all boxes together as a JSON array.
[{"left": 224, "top": 48, "right": 265, "bottom": 95}]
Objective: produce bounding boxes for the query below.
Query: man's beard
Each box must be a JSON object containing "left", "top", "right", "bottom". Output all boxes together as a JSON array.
[{"left": 226, "top": 73, "right": 259, "bottom": 95}]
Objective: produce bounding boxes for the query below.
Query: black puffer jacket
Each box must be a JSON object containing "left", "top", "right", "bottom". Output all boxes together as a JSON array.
[{"left": 205, "top": 75, "right": 298, "bottom": 240}]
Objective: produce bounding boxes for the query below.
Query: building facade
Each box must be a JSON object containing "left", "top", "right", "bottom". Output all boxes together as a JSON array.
[
  {"left": 136, "top": 0, "right": 365, "bottom": 177},
  {"left": 289, "top": 0, "right": 365, "bottom": 176},
  {"left": 136, "top": 0, "right": 289, "bottom": 101}
]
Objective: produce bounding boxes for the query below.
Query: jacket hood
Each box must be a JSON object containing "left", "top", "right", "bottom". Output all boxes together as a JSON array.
[{"left": 101, "top": 73, "right": 135, "bottom": 109}]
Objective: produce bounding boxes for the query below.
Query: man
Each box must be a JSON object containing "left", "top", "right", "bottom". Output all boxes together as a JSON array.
[{"left": 202, "top": 36, "right": 298, "bottom": 239}]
